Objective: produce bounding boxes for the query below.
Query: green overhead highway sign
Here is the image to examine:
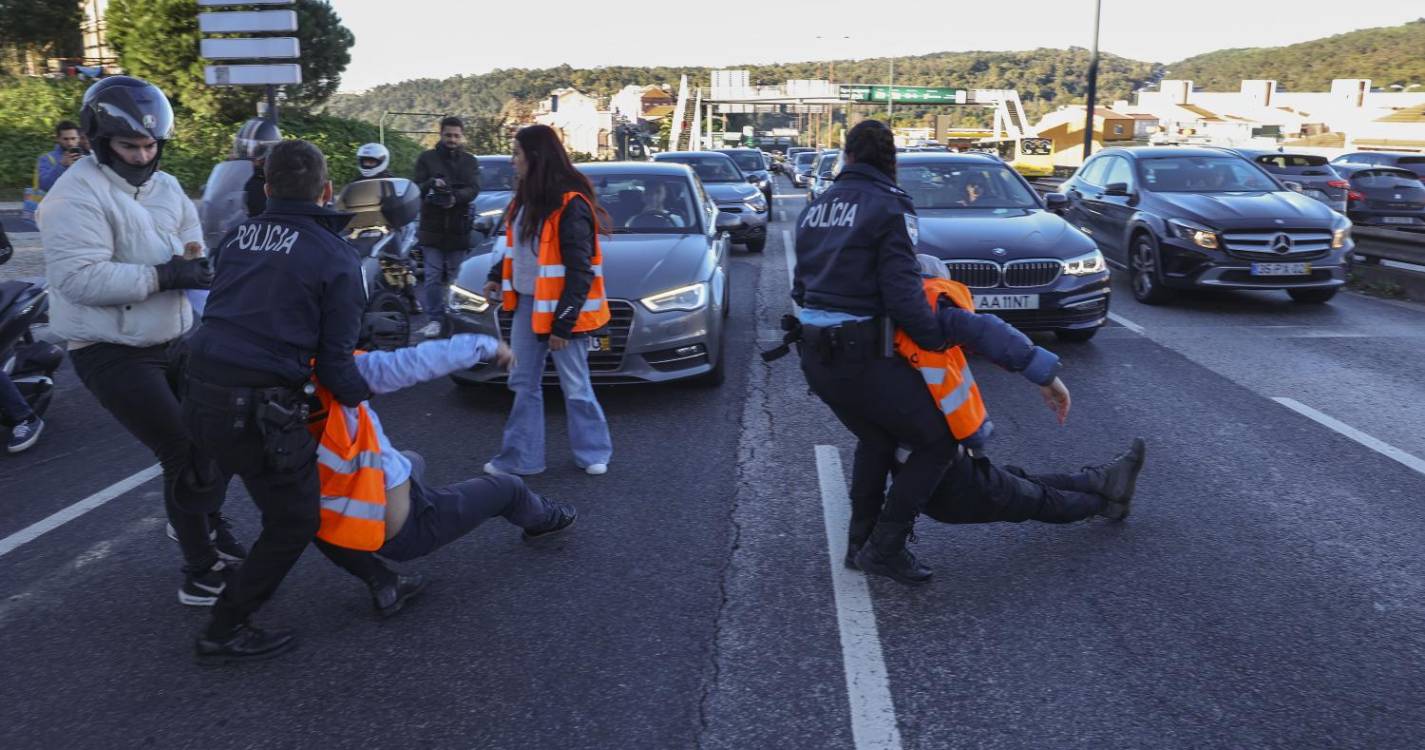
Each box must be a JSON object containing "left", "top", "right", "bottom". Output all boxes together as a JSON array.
[{"left": 838, "top": 85, "right": 968, "bottom": 104}]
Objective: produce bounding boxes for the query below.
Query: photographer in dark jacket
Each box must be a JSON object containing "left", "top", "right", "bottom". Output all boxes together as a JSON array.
[
  {"left": 414, "top": 116, "right": 480, "bottom": 337},
  {"left": 184, "top": 139, "right": 373, "bottom": 664}
]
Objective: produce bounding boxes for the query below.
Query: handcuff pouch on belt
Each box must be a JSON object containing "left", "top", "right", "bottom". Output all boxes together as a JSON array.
[{"left": 255, "top": 384, "right": 316, "bottom": 473}]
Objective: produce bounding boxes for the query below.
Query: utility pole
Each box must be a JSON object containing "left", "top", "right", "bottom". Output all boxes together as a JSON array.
[
  {"left": 1083, "top": 0, "right": 1103, "bottom": 159},
  {"left": 888, "top": 58, "right": 895, "bottom": 121}
]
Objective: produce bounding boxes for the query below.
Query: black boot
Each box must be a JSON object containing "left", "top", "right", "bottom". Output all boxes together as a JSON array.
[
  {"left": 1082, "top": 437, "right": 1147, "bottom": 521},
  {"left": 523, "top": 501, "right": 578, "bottom": 543},
  {"left": 195, "top": 623, "right": 297, "bottom": 665},
  {"left": 845, "top": 517, "right": 877, "bottom": 570},
  {"left": 853, "top": 521, "right": 933, "bottom": 585},
  {"left": 370, "top": 572, "right": 428, "bottom": 618}
]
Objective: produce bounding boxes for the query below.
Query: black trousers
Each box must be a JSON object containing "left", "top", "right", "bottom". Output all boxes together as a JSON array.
[
  {"left": 923, "top": 451, "right": 1106, "bottom": 524},
  {"left": 69, "top": 342, "right": 221, "bottom": 574},
  {"left": 801, "top": 352, "right": 958, "bottom": 527}
]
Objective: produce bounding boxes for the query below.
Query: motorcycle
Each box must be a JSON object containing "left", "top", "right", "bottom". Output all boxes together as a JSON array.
[
  {"left": 0, "top": 253, "right": 64, "bottom": 426},
  {"left": 333, "top": 177, "right": 424, "bottom": 351}
]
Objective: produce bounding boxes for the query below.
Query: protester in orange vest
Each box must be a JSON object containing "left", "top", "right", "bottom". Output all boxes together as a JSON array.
[
  {"left": 842, "top": 255, "right": 1146, "bottom": 570},
  {"left": 480, "top": 124, "right": 613, "bottom": 477},
  {"left": 308, "top": 322, "right": 579, "bottom": 617}
]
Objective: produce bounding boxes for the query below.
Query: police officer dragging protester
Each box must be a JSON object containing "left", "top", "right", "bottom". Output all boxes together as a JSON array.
[
  {"left": 886, "top": 255, "right": 1147, "bottom": 537},
  {"left": 183, "top": 139, "right": 374, "bottom": 664},
  {"left": 38, "top": 76, "right": 242, "bottom": 605}
]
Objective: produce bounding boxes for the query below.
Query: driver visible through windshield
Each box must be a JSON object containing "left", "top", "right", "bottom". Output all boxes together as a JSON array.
[
  {"left": 588, "top": 174, "right": 699, "bottom": 233},
  {"left": 896, "top": 163, "right": 1039, "bottom": 209},
  {"left": 1139, "top": 156, "right": 1279, "bottom": 193}
]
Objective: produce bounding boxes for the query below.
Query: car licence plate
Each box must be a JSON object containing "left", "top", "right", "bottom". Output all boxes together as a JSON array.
[
  {"left": 974, "top": 294, "right": 1040, "bottom": 310},
  {"left": 1382, "top": 216, "right": 1416, "bottom": 224},
  {"left": 589, "top": 335, "right": 612, "bottom": 352},
  {"left": 1250, "top": 262, "right": 1311, "bottom": 276}
]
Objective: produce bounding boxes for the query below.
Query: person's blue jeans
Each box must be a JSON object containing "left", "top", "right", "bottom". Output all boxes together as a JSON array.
[
  {"left": 421, "top": 245, "right": 469, "bottom": 324},
  {"left": 490, "top": 294, "right": 613, "bottom": 474},
  {"left": 0, "top": 370, "right": 34, "bottom": 423}
]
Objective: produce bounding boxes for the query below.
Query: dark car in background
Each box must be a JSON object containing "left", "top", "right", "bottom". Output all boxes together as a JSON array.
[
  {"left": 1337, "top": 165, "right": 1425, "bottom": 228},
  {"left": 1331, "top": 152, "right": 1425, "bottom": 180},
  {"left": 900, "top": 153, "right": 1109, "bottom": 342},
  {"left": 1059, "top": 147, "right": 1352, "bottom": 305},
  {"left": 715, "top": 148, "right": 774, "bottom": 207},
  {"left": 1233, "top": 149, "right": 1348, "bottom": 213},
  {"left": 447, "top": 162, "right": 736, "bottom": 386},
  {"left": 653, "top": 151, "right": 768, "bottom": 252},
  {"left": 789, "top": 151, "right": 818, "bottom": 188},
  {"left": 808, "top": 149, "right": 841, "bottom": 203},
  {"left": 468, "top": 154, "right": 516, "bottom": 245}
]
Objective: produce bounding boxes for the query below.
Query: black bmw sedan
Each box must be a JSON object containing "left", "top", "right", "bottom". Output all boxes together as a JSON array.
[
  {"left": 1059, "top": 147, "right": 1352, "bottom": 305},
  {"left": 899, "top": 152, "right": 1109, "bottom": 342}
]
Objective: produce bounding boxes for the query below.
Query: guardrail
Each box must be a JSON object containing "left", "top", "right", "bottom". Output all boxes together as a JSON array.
[{"left": 1352, "top": 226, "right": 1425, "bottom": 268}]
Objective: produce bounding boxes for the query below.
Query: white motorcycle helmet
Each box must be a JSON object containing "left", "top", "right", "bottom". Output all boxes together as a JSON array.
[{"left": 356, "top": 142, "right": 390, "bottom": 178}]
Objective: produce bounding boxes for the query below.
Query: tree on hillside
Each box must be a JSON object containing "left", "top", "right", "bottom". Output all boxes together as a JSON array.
[
  {"left": 106, "top": 0, "right": 354, "bottom": 120},
  {"left": 1167, "top": 19, "right": 1425, "bottom": 91},
  {"left": 0, "top": 0, "right": 82, "bottom": 74}
]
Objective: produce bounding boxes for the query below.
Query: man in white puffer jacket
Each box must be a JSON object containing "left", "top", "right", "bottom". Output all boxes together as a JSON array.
[{"left": 39, "top": 76, "right": 242, "bottom": 606}]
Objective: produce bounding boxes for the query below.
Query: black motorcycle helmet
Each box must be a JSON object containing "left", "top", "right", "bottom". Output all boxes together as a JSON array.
[
  {"left": 232, "top": 117, "right": 283, "bottom": 161},
  {"left": 80, "top": 75, "right": 175, "bottom": 186}
]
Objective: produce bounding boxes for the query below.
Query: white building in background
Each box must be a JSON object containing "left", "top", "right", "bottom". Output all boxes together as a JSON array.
[
  {"left": 534, "top": 88, "right": 614, "bottom": 158},
  {"left": 611, "top": 84, "right": 676, "bottom": 123},
  {"left": 1123, "top": 78, "right": 1425, "bottom": 153}
]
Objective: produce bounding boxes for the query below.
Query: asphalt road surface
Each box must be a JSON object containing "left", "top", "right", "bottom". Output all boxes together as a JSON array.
[{"left": 4, "top": 176, "right": 1425, "bottom": 749}]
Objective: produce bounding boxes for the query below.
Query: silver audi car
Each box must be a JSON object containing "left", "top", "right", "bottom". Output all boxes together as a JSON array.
[{"left": 446, "top": 161, "right": 738, "bottom": 386}]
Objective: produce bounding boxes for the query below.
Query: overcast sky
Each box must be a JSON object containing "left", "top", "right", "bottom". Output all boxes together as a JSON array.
[{"left": 334, "top": 0, "right": 1419, "bottom": 92}]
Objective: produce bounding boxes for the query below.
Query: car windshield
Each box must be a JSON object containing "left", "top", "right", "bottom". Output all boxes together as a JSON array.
[
  {"left": 723, "top": 152, "right": 763, "bottom": 172},
  {"left": 660, "top": 156, "right": 742, "bottom": 182},
  {"left": 815, "top": 153, "right": 839, "bottom": 173},
  {"left": 478, "top": 160, "right": 515, "bottom": 191},
  {"left": 896, "top": 163, "right": 1039, "bottom": 209},
  {"left": 1139, "top": 156, "right": 1280, "bottom": 192},
  {"left": 794, "top": 153, "right": 817, "bottom": 167},
  {"left": 586, "top": 173, "right": 700, "bottom": 234},
  {"left": 1352, "top": 170, "right": 1425, "bottom": 189},
  {"left": 1255, "top": 154, "right": 1328, "bottom": 170}
]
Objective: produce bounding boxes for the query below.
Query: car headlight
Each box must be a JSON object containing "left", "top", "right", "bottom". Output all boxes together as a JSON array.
[
  {"left": 448, "top": 284, "right": 491, "bottom": 314},
  {"left": 1331, "top": 220, "right": 1351, "bottom": 249},
  {"left": 1062, "top": 249, "right": 1107, "bottom": 276},
  {"left": 478, "top": 208, "right": 505, "bottom": 217},
  {"left": 640, "top": 282, "right": 708, "bottom": 312},
  {"left": 745, "top": 194, "right": 767, "bottom": 213},
  {"left": 1168, "top": 219, "right": 1220, "bottom": 250}
]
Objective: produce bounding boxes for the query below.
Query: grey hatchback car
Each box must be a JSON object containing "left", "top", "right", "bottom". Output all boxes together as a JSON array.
[{"left": 446, "top": 162, "right": 737, "bottom": 386}]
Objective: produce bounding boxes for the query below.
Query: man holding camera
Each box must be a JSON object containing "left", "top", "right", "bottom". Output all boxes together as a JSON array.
[
  {"left": 36, "top": 120, "right": 88, "bottom": 193},
  {"left": 413, "top": 116, "right": 480, "bottom": 338}
]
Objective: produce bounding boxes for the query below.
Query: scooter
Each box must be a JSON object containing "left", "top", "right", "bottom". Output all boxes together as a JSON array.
[
  {"left": 333, "top": 177, "right": 423, "bottom": 350},
  {"left": 0, "top": 256, "right": 64, "bottom": 425}
]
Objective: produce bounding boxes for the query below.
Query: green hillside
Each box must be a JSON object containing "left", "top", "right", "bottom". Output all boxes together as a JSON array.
[{"left": 1167, "top": 19, "right": 1425, "bottom": 91}]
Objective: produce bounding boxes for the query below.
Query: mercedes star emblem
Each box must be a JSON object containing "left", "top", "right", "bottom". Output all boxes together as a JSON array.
[{"left": 1271, "top": 233, "right": 1293, "bottom": 254}]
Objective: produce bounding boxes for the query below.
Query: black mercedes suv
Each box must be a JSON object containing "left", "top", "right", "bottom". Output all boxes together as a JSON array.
[{"left": 1059, "top": 147, "right": 1353, "bottom": 305}]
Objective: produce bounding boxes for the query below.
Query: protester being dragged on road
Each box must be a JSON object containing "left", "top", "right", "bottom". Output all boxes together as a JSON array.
[
  {"left": 866, "top": 254, "right": 1147, "bottom": 555},
  {"left": 38, "top": 76, "right": 236, "bottom": 606},
  {"left": 482, "top": 124, "right": 613, "bottom": 478},
  {"left": 305, "top": 319, "right": 578, "bottom": 618},
  {"left": 414, "top": 116, "right": 480, "bottom": 338}
]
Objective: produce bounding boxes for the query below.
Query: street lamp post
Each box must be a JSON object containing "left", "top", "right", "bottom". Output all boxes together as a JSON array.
[
  {"left": 888, "top": 58, "right": 895, "bottom": 121},
  {"left": 1083, "top": 0, "right": 1103, "bottom": 159}
]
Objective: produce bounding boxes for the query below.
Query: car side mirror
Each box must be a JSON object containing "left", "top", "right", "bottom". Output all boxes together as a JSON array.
[
  {"left": 715, "top": 211, "right": 743, "bottom": 232},
  {"left": 1282, "top": 180, "right": 1304, "bottom": 193},
  {"left": 747, "top": 175, "right": 760, "bottom": 184},
  {"left": 1043, "top": 193, "right": 1070, "bottom": 211},
  {"left": 819, "top": 170, "right": 835, "bottom": 180},
  {"left": 1104, "top": 182, "right": 1132, "bottom": 197},
  {"left": 473, "top": 216, "right": 495, "bottom": 235}
]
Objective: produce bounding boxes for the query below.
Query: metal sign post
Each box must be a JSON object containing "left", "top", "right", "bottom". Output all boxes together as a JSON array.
[{"left": 197, "top": 0, "right": 300, "bottom": 126}]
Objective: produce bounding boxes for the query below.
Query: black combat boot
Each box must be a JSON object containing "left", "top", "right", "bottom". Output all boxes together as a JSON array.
[
  {"left": 523, "top": 501, "right": 578, "bottom": 543},
  {"left": 195, "top": 623, "right": 297, "bottom": 665},
  {"left": 845, "top": 517, "right": 877, "bottom": 570},
  {"left": 853, "top": 520, "right": 933, "bottom": 585},
  {"left": 370, "top": 572, "right": 428, "bottom": 618},
  {"left": 1082, "top": 437, "right": 1147, "bottom": 521}
]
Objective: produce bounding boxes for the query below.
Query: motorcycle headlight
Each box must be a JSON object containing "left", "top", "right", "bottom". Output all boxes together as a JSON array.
[
  {"left": 1168, "top": 219, "right": 1220, "bottom": 250},
  {"left": 448, "top": 284, "right": 491, "bottom": 314},
  {"left": 1062, "top": 249, "right": 1107, "bottom": 276},
  {"left": 640, "top": 282, "right": 708, "bottom": 312}
]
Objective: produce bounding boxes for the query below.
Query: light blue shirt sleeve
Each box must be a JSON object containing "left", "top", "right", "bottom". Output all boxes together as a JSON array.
[
  {"left": 797, "top": 307, "right": 873, "bottom": 326},
  {"left": 354, "top": 333, "right": 501, "bottom": 395}
]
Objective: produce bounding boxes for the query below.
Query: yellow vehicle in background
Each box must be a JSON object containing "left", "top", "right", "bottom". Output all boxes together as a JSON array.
[{"left": 977, "top": 137, "right": 1055, "bottom": 178}]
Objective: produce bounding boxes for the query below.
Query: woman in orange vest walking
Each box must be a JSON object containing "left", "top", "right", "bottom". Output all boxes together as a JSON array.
[{"left": 482, "top": 125, "right": 613, "bottom": 476}]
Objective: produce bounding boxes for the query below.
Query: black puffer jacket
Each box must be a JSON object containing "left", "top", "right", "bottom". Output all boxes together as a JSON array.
[{"left": 413, "top": 146, "right": 480, "bottom": 251}]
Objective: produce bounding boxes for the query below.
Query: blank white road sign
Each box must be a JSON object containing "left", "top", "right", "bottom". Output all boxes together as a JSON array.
[
  {"left": 198, "top": 0, "right": 293, "bottom": 5},
  {"left": 198, "top": 10, "right": 298, "bottom": 33},
  {"left": 205, "top": 64, "right": 303, "bottom": 86},
  {"left": 200, "top": 38, "right": 300, "bottom": 60}
]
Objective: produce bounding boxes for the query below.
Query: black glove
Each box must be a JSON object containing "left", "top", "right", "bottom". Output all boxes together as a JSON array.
[{"left": 155, "top": 257, "right": 214, "bottom": 291}]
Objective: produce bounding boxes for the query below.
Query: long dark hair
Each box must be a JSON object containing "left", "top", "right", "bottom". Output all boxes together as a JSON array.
[
  {"left": 843, "top": 120, "right": 897, "bottom": 180},
  {"left": 510, "top": 124, "right": 611, "bottom": 243}
]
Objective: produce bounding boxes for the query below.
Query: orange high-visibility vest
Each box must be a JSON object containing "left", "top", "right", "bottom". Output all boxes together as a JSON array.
[
  {"left": 308, "top": 380, "right": 387, "bottom": 551},
  {"left": 501, "top": 191, "right": 611, "bottom": 334},
  {"left": 894, "top": 278, "right": 993, "bottom": 447}
]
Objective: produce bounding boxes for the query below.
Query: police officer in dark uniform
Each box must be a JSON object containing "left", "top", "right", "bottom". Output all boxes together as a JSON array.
[
  {"left": 788, "top": 120, "right": 954, "bottom": 585},
  {"left": 183, "top": 139, "right": 374, "bottom": 663}
]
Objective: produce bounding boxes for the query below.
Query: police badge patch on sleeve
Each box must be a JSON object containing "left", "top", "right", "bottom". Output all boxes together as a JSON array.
[{"left": 904, "top": 214, "right": 920, "bottom": 247}]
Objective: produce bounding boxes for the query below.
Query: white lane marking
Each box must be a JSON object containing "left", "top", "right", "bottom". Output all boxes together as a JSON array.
[
  {"left": 778, "top": 209, "right": 787, "bottom": 223},
  {"left": 1108, "top": 312, "right": 1145, "bottom": 334},
  {"left": 1272, "top": 399, "right": 1425, "bottom": 477},
  {"left": 773, "top": 193, "right": 803, "bottom": 199},
  {"left": 0, "top": 464, "right": 161, "bottom": 559},
  {"left": 815, "top": 445, "right": 904, "bottom": 750}
]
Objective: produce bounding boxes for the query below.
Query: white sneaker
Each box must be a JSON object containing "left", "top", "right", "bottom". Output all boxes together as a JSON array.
[
  {"left": 584, "top": 463, "right": 608, "bottom": 476},
  {"left": 419, "top": 321, "right": 442, "bottom": 338},
  {"left": 484, "top": 462, "right": 509, "bottom": 476}
]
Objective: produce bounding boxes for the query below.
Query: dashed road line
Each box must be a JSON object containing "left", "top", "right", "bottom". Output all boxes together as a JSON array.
[
  {"left": 1272, "top": 398, "right": 1425, "bottom": 477},
  {"left": 1108, "top": 311, "right": 1145, "bottom": 334},
  {"left": 815, "top": 445, "right": 904, "bottom": 750},
  {"left": 0, "top": 464, "right": 161, "bottom": 558}
]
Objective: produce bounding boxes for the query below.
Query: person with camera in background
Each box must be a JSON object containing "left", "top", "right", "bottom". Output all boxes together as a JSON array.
[
  {"left": 36, "top": 120, "right": 88, "bottom": 194},
  {"left": 413, "top": 116, "right": 479, "bottom": 338}
]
